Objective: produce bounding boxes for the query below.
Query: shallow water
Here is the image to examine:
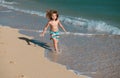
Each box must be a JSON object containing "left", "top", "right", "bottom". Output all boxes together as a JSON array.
[{"left": 45, "top": 34, "right": 120, "bottom": 78}]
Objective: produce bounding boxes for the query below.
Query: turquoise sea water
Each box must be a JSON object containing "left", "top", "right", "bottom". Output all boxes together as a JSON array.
[
  {"left": 0, "top": 0, "right": 120, "bottom": 34},
  {"left": 11, "top": 0, "right": 120, "bottom": 21},
  {"left": 3, "top": 0, "right": 120, "bottom": 24}
]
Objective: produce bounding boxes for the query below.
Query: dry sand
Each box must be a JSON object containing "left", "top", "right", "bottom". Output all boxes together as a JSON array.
[{"left": 0, "top": 26, "right": 88, "bottom": 78}]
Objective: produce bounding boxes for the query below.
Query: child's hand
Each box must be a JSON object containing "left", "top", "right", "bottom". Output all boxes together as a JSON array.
[
  {"left": 65, "top": 31, "right": 69, "bottom": 34},
  {"left": 64, "top": 30, "right": 67, "bottom": 34},
  {"left": 40, "top": 32, "right": 45, "bottom": 37}
]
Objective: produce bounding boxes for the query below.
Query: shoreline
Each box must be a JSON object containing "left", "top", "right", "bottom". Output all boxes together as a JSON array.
[
  {"left": 1, "top": 2, "right": 120, "bottom": 78},
  {"left": 0, "top": 26, "right": 88, "bottom": 78}
]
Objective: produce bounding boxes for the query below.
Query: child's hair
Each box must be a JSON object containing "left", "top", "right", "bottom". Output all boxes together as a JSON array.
[{"left": 46, "top": 10, "right": 59, "bottom": 21}]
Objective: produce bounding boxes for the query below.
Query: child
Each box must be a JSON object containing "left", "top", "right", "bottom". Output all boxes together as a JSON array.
[{"left": 40, "top": 10, "right": 67, "bottom": 53}]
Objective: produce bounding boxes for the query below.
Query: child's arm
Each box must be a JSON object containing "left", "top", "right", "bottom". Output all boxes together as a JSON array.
[
  {"left": 58, "top": 20, "right": 67, "bottom": 32},
  {"left": 40, "top": 22, "right": 50, "bottom": 37}
]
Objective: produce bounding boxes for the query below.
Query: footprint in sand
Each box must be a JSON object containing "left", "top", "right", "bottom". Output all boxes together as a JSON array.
[
  {"left": 0, "top": 42, "right": 4, "bottom": 44},
  {"left": 18, "top": 74, "right": 27, "bottom": 78},
  {"left": 9, "top": 61, "right": 15, "bottom": 64}
]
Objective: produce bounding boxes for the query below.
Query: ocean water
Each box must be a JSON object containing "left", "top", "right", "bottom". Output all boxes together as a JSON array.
[
  {"left": 0, "top": 0, "right": 120, "bottom": 78},
  {"left": 0, "top": 0, "right": 120, "bottom": 35}
]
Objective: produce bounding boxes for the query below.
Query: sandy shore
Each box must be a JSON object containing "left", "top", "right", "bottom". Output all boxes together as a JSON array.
[{"left": 0, "top": 26, "right": 88, "bottom": 78}]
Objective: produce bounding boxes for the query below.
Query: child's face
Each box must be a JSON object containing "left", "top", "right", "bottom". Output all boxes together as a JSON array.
[{"left": 51, "top": 13, "right": 57, "bottom": 20}]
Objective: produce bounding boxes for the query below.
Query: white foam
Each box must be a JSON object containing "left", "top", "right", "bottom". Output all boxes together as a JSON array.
[
  {"left": 87, "top": 20, "right": 120, "bottom": 35},
  {"left": 0, "top": 0, "right": 17, "bottom": 5},
  {"left": 60, "top": 16, "right": 120, "bottom": 35},
  {"left": 0, "top": 4, "right": 45, "bottom": 17},
  {"left": 68, "top": 70, "right": 92, "bottom": 78},
  {"left": 18, "top": 29, "right": 110, "bottom": 37},
  {"left": 60, "top": 16, "right": 87, "bottom": 27}
]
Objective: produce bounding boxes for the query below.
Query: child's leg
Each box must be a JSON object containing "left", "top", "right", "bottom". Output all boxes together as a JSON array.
[{"left": 52, "top": 38, "right": 59, "bottom": 52}]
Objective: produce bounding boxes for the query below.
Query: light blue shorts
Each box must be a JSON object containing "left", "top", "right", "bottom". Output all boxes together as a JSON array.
[{"left": 50, "top": 31, "right": 60, "bottom": 40}]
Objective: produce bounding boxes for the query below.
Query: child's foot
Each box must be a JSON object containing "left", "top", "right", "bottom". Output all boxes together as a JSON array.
[{"left": 54, "top": 49, "right": 62, "bottom": 54}]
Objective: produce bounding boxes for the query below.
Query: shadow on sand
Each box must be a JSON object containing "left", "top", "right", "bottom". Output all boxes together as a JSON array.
[{"left": 18, "top": 37, "right": 52, "bottom": 51}]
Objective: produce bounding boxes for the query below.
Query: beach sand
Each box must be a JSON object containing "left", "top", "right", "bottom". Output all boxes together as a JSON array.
[{"left": 0, "top": 26, "right": 88, "bottom": 78}]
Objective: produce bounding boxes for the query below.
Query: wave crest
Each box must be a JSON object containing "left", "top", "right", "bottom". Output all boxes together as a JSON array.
[{"left": 0, "top": 0, "right": 17, "bottom": 4}]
